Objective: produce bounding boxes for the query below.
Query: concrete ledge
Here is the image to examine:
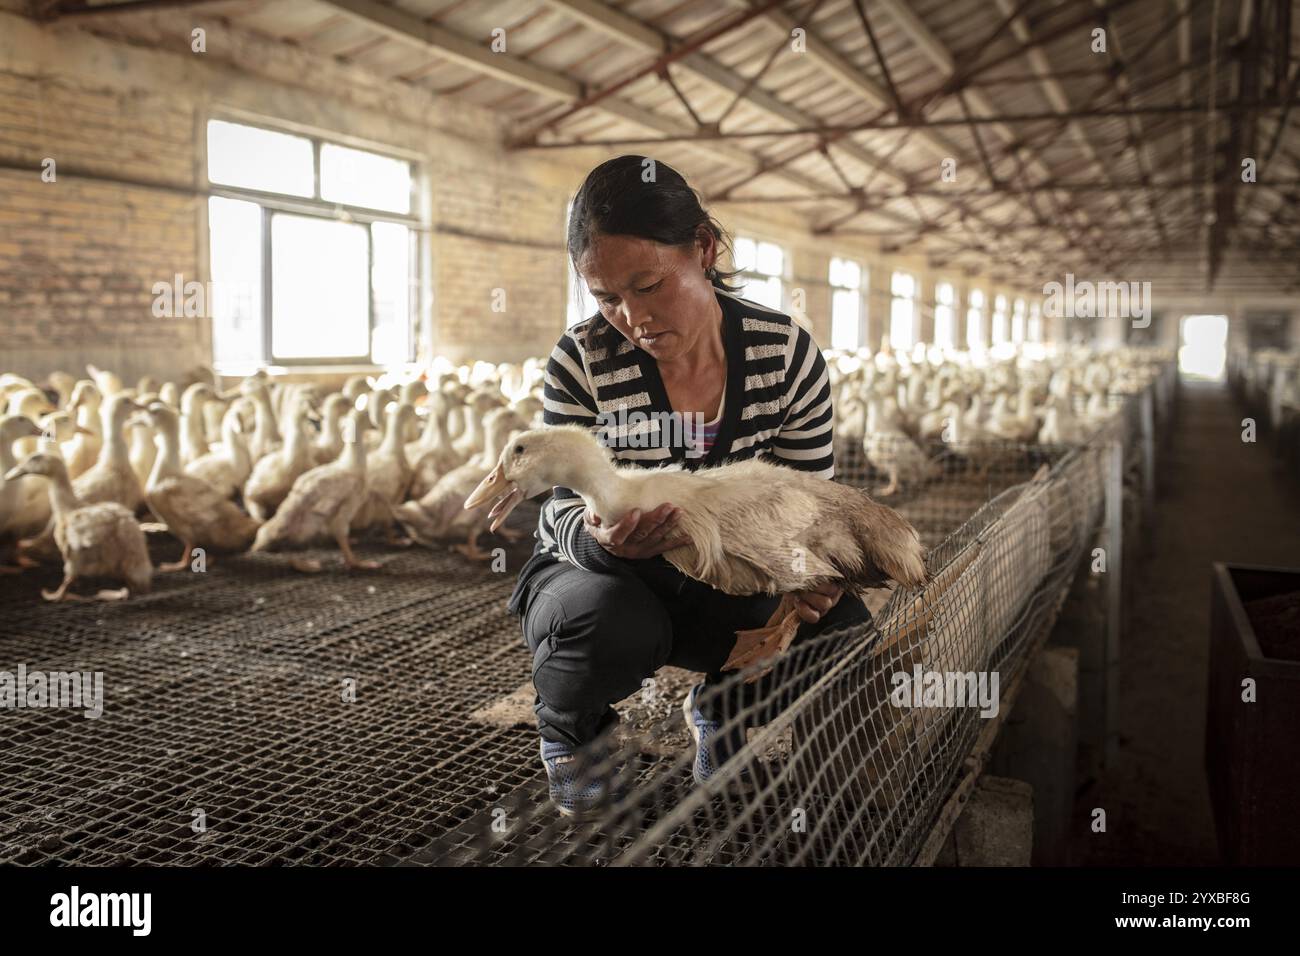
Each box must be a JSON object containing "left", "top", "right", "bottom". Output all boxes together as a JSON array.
[
  {"left": 934, "top": 775, "right": 1034, "bottom": 866},
  {"left": 989, "top": 646, "right": 1080, "bottom": 865}
]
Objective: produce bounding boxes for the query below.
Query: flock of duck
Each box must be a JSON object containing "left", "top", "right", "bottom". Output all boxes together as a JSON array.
[
  {"left": 0, "top": 345, "right": 1162, "bottom": 609},
  {"left": 827, "top": 342, "right": 1163, "bottom": 493},
  {"left": 0, "top": 362, "right": 546, "bottom": 601}
]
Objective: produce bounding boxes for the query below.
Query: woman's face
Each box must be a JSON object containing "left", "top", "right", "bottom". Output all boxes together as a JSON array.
[{"left": 577, "top": 231, "right": 721, "bottom": 363}]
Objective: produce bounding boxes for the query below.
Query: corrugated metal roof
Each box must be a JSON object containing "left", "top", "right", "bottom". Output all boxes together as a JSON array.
[{"left": 54, "top": 0, "right": 1300, "bottom": 293}]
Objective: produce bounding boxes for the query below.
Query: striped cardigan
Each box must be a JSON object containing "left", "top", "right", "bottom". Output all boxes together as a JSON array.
[{"left": 507, "top": 289, "right": 835, "bottom": 611}]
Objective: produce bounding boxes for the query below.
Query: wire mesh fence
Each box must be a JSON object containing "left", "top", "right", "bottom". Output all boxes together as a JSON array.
[
  {"left": 833, "top": 434, "right": 1073, "bottom": 548},
  {"left": 434, "top": 426, "right": 1115, "bottom": 867},
  {"left": 0, "top": 374, "right": 1155, "bottom": 868},
  {"left": 1229, "top": 347, "right": 1300, "bottom": 472}
]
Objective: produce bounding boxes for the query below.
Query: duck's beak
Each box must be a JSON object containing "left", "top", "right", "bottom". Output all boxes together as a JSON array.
[
  {"left": 3, "top": 464, "right": 29, "bottom": 482},
  {"left": 463, "top": 462, "right": 522, "bottom": 532}
]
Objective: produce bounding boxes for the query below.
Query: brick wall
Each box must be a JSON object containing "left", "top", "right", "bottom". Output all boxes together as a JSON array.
[
  {"left": 0, "top": 6, "right": 1039, "bottom": 387},
  {"left": 0, "top": 59, "right": 207, "bottom": 384},
  {"left": 427, "top": 133, "right": 570, "bottom": 364}
]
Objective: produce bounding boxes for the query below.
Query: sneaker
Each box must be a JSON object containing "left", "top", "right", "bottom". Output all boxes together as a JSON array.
[
  {"left": 681, "top": 682, "right": 749, "bottom": 787},
  {"left": 539, "top": 737, "right": 624, "bottom": 819}
]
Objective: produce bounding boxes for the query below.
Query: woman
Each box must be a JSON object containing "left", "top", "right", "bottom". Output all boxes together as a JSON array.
[{"left": 507, "top": 155, "right": 872, "bottom": 816}]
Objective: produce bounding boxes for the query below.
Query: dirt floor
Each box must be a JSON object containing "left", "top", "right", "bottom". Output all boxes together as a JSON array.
[{"left": 1072, "top": 381, "right": 1300, "bottom": 866}]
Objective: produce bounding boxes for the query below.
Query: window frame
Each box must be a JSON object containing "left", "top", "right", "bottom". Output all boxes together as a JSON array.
[
  {"left": 889, "top": 269, "right": 917, "bottom": 349},
  {"left": 991, "top": 293, "right": 1010, "bottom": 346},
  {"left": 966, "top": 287, "right": 986, "bottom": 349},
  {"left": 1027, "top": 300, "right": 1044, "bottom": 343},
  {"left": 1011, "top": 296, "right": 1027, "bottom": 344},
  {"left": 829, "top": 255, "right": 866, "bottom": 350},
  {"left": 566, "top": 257, "right": 596, "bottom": 329},
  {"left": 205, "top": 114, "right": 421, "bottom": 369},
  {"left": 934, "top": 279, "right": 957, "bottom": 348},
  {"left": 732, "top": 234, "right": 788, "bottom": 311}
]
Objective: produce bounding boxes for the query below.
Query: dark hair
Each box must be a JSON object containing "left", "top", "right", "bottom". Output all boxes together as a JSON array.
[{"left": 567, "top": 155, "right": 742, "bottom": 352}]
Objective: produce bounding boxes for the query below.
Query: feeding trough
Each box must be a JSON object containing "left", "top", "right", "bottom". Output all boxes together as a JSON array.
[{"left": 1205, "top": 563, "right": 1300, "bottom": 865}]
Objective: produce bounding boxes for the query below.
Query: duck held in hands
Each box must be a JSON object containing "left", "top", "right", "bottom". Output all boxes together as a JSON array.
[{"left": 464, "top": 425, "right": 927, "bottom": 675}]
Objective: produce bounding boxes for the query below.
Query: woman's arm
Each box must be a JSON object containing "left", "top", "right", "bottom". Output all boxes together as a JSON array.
[
  {"left": 771, "top": 325, "right": 842, "bottom": 621},
  {"left": 769, "top": 325, "right": 836, "bottom": 478},
  {"left": 538, "top": 332, "right": 625, "bottom": 572},
  {"left": 540, "top": 331, "right": 689, "bottom": 568}
]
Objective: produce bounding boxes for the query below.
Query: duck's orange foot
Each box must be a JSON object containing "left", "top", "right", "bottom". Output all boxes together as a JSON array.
[
  {"left": 452, "top": 542, "right": 493, "bottom": 561},
  {"left": 722, "top": 597, "right": 802, "bottom": 683}
]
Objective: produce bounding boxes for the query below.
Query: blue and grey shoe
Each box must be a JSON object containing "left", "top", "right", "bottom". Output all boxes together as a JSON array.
[
  {"left": 540, "top": 738, "right": 624, "bottom": 819},
  {"left": 682, "top": 682, "right": 750, "bottom": 787}
]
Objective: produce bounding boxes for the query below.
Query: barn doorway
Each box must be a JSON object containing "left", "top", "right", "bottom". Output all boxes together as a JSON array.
[{"left": 1178, "top": 314, "right": 1229, "bottom": 380}]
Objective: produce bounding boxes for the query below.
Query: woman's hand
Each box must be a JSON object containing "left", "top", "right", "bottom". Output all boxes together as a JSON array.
[
  {"left": 584, "top": 503, "right": 689, "bottom": 560},
  {"left": 789, "top": 582, "right": 844, "bottom": 625}
]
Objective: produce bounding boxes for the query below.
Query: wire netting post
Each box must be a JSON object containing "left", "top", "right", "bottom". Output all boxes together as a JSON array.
[
  {"left": 1103, "top": 438, "right": 1124, "bottom": 766},
  {"left": 1140, "top": 388, "right": 1156, "bottom": 517}
]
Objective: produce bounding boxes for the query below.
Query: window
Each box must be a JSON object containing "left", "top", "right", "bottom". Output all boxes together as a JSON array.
[
  {"left": 206, "top": 118, "right": 416, "bottom": 368},
  {"left": 934, "top": 281, "right": 956, "bottom": 348},
  {"left": 733, "top": 236, "right": 785, "bottom": 311},
  {"left": 889, "top": 271, "right": 917, "bottom": 349},
  {"left": 829, "top": 256, "right": 864, "bottom": 349},
  {"left": 1027, "top": 301, "right": 1043, "bottom": 343},
  {"left": 1012, "top": 297, "right": 1027, "bottom": 343},
  {"left": 566, "top": 258, "right": 595, "bottom": 328},
  {"left": 966, "top": 288, "right": 985, "bottom": 349},
  {"left": 991, "top": 294, "right": 1009, "bottom": 346}
]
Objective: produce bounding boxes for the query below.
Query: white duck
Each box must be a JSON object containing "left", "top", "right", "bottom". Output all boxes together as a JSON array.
[
  {"left": 3, "top": 453, "right": 152, "bottom": 601},
  {"left": 311, "top": 394, "right": 352, "bottom": 466},
  {"left": 243, "top": 379, "right": 282, "bottom": 462},
  {"left": 126, "top": 414, "right": 158, "bottom": 489},
  {"left": 179, "top": 383, "right": 215, "bottom": 465},
  {"left": 986, "top": 385, "right": 1039, "bottom": 443},
  {"left": 350, "top": 403, "right": 418, "bottom": 536},
  {"left": 134, "top": 403, "right": 260, "bottom": 571},
  {"left": 451, "top": 389, "right": 502, "bottom": 463},
  {"left": 1, "top": 415, "right": 44, "bottom": 569},
  {"left": 69, "top": 393, "right": 146, "bottom": 513},
  {"left": 243, "top": 397, "right": 316, "bottom": 521},
  {"left": 249, "top": 409, "right": 377, "bottom": 572},
  {"left": 405, "top": 391, "right": 461, "bottom": 500},
  {"left": 63, "top": 381, "right": 103, "bottom": 479},
  {"left": 864, "top": 396, "right": 938, "bottom": 496},
  {"left": 396, "top": 406, "right": 525, "bottom": 558},
  {"left": 1037, "top": 397, "right": 1086, "bottom": 445},
  {"left": 19, "top": 394, "right": 145, "bottom": 567},
  {"left": 465, "top": 425, "right": 926, "bottom": 673},
  {"left": 186, "top": 400, "right": 254, "bottom": 500}
]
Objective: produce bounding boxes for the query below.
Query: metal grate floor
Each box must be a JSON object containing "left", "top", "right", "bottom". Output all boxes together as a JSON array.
[
  {"left": 0, "top": 522, "right": 543, "bottom": 866},
  {"left": 0, "top": 432, "right": 1094, "bottom": 866}
]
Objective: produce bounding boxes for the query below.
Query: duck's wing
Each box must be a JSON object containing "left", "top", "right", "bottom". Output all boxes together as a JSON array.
[
  {"left": 257, "top": 465, "right": 356, "bottom": 545},
  {"left": 155, "top": 475, "right": 260, "bottom": 545},
  {"left": 670, "top": 474, "right": 840, "bottom": 594},
  {"left": 299, "top": 466, "right": 364, "bottom": 520},
  {"left": 63, "top": 506, "right": 113, "bottom": 553},
  {"left": 397, "top": 464, "right": 484, "bottom": 541}
]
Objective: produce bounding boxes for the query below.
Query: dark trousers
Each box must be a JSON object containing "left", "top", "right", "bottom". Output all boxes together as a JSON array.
[{"left": 514, "top": 557, "right": 872, "bottom": 747}]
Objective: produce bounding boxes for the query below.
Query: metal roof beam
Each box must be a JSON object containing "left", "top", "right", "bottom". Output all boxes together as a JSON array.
[{"left": 315, "top": 0, "right": 884, "bottom": 229}]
